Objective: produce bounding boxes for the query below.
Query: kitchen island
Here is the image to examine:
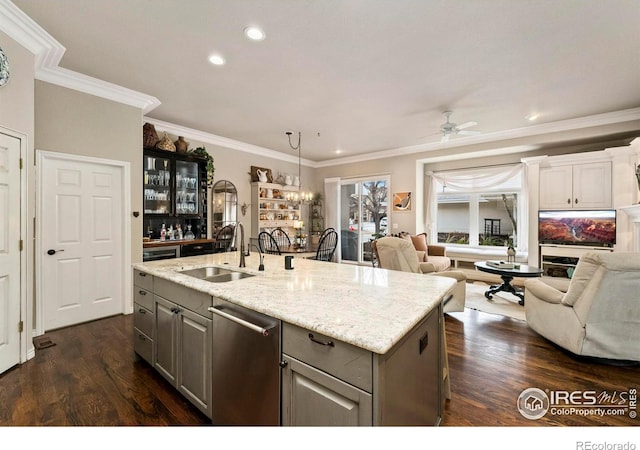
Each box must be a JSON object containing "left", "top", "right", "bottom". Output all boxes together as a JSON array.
[{"left": 132, "top": 252, "right": 456, "bottom": 426}]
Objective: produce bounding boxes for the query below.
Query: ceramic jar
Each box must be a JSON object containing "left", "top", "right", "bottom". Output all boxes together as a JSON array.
[{"left": 174, "top": 136, "right": 189, "bottom": 153}]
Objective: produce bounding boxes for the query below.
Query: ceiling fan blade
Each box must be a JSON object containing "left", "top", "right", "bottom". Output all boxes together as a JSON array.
[
  {"left": 441, "top": 134, "right": 450, "bottom": 143},
  {"left": 456, "top": 121, "right": 478, "bottom": 130},
  {"left": 458, "top": 130, "right": 481, "bottom": 136}
]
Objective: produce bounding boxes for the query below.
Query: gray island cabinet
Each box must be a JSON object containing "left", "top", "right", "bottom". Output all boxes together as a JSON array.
[
  {"left": 281, "top": 309, "right": 441, "bottom": 426},
  {"left": 132, "top": 252, "right": 455, "bottom": 426},
  {"left": 134, "top": 269, "right": 212, "bottom": 418}
]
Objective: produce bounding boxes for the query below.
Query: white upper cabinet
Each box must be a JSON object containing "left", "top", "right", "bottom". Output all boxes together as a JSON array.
[{"left": 539, "top": 161, "right": 612, "bottom": 210}]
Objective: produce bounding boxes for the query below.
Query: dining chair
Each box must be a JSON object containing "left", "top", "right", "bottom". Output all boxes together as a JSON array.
[
  {"left": 271, "top": 227, "right": 291, "bottom": 249},
  {"left": 258, "top": 231, "right": 281, "bottom": 255},
  {"left": 318, "top": 227, "right": 334, "bottom": 238},
  {"left": 314, "top": 229, "right": 338, "bottom": 262}
]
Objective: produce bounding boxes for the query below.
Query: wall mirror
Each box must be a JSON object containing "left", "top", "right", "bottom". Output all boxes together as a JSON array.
[{"left": 212, "top": 180, "right": 238, "bottom": 231}]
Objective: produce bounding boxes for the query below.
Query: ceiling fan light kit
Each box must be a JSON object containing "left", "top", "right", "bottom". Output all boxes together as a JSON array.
[{"left": 439, "top": 111, "right": 481, "bottom": 143}]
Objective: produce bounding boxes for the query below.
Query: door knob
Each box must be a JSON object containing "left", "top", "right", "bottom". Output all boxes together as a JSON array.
[{"left": 47, "top": 249, "right": 64, "bottom": 255}]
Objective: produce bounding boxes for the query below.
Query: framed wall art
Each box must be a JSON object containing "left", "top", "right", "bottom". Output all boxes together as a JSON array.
[{"left": 393, "top": 192, "right": 411, "bottom": 211}]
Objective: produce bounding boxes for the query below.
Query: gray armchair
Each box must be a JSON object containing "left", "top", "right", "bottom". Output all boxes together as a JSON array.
[
  {"left": 525, "top": 252, "right": 640, "bottom": 361},
  {"left": 373, "top": 236, "right": 466, "bottom": 313}
]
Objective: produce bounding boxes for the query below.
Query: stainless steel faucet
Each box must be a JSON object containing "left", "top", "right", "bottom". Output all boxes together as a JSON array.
[{"left": 233, "top": 222, "right": 246, "bottom": 268}]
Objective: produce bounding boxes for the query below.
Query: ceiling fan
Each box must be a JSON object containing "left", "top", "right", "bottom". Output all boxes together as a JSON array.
[{"left": 439, "top": 111, "right": 481, "bottom": 143}]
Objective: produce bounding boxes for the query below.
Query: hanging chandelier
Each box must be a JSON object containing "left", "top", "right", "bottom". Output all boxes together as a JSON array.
[{"left": 285, "top": 131, "right": 313, "bottom": 204}]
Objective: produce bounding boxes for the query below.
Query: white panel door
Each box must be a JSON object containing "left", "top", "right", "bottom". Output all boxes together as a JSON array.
[
  {"left": 0, "top": 133, "right": 21, "bottom": 374},
  {"left": 41, "top": 155, "right": 123, "bottom": 331}
]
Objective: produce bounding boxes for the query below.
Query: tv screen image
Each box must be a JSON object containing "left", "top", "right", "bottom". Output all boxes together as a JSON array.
[{"left": 538, "top": 210, "right": 616, "bottom": 247}]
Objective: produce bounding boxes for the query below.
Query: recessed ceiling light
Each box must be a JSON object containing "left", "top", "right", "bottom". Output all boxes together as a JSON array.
[
  {"left": 244, "top": 26, "right": 266, "bottom": 41},
  {"left": 526, "top": 113, "right": 539, "bottom": 121},
  {"left": 208, "top": 54, "right": 226, "bottom": 66},
  {"left": 335, "top": 149, "right": 342, "bottom": 154}
]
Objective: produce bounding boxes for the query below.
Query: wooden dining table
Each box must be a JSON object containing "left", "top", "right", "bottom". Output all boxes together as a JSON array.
[{"left": 278, "top": 243, "right": 319, "bottom": 259}]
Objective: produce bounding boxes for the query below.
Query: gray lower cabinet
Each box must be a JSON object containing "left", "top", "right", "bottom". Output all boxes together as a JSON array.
[
  {"left": 152, "top": 294, "right": 212, "bottom": 418},
  {"left": 177, "top": 307, "right": 212, "bottom": 414},
  {"left": 153, "top": 295, "right": 179, "bottom": 384},
  {"left": 133, "top": 271, "right": 154, "bottom": 365},
  {"left": 281, "top": 304, "right": 443, "bottom": 426},
  {"left": 132, "top": 271, "right": 213, "bottom": 419},
  {"left": 282, "top": 355, "right": 372, "bottom": 426}
]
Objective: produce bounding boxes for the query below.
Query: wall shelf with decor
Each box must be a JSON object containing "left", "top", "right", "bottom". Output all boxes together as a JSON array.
[
  {"left": 309, "top": 201, "right": 324, "bottom": 242},
  {"left": 251, "top": 182, "right": 304, "bottom": 239}
]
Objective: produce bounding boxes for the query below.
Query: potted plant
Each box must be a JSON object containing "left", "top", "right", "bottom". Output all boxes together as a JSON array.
[{"left": 190, "top": 146, "right": 215, "bottom": 188}]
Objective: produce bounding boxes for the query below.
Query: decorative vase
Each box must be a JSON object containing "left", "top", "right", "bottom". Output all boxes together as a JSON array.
[
  {"left": 143, "top": 122, "right": 159, "bottom": 149},
  {"left": 156, "top": 132, "right": 176, "bottom": 152},
  {"left": 174, "top": 136, "right": 189, "bottom": 153},
  {"left": 507, "top": 245, "right": 516, "bottom": 263}
]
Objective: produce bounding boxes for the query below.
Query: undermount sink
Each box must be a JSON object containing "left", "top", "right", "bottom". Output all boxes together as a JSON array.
[
  {"left": 179, "top": 266, "right": 255, "bottom": 283},
  {"left": 205, "top": 272, "right": 255, "bottom": 283}
]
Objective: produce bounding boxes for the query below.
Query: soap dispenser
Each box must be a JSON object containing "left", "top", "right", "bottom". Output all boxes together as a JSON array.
[{"left": 160, "top": 223, "right": 166, "bottom": 241}]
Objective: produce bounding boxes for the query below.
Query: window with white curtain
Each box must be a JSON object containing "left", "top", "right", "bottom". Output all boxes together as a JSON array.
[{"left": 427, "top": 164, "right": 526, "bottom": 250}]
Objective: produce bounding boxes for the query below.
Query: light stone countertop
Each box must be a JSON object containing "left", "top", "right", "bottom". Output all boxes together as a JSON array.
[{"left": 132, "top": 252, "right": 456, "bottom": 354}]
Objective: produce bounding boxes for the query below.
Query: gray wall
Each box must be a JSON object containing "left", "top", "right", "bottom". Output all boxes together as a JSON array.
[
  {"left": 314, "top": 128, "right": 640, "bottom": 236},
  {"left": 35, "top": 81, "right": 144, "bottom": 263},
  {"left": 0, "top": 30, "right": 35, "bottom": 330},
  {"left": 0, "top": 31, "right": 34, "bottom": 138},
  {"left": 152, "top": 129, "right": 320, "bottom": 237}
]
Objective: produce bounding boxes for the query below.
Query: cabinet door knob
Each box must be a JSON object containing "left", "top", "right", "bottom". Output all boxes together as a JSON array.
[
  {"left": 575, "top": 198, "right": 578, "bottom": 204},
  {"left": 567, "top": 198, "right": 571, "bottom": 204},
  {"left": 279, "top": 360, "right": 288, "bottom": 369},
  {"left": 138, "top": 290, "right": 146, "bottom": 295}
]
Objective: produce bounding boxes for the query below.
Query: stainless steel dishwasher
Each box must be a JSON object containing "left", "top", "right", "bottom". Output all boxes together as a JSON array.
[{"left": 208, "top": 297, "right": 281, "bottom": 425}]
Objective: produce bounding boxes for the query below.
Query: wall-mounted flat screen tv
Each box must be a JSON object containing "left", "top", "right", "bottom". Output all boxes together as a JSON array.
[{"left": 538, "top": 210, "right": 616, "bottom": 247}]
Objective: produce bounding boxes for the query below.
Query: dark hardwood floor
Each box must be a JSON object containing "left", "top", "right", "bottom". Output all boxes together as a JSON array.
[{"left": 0, "top": 310, "right": 638, "bottom": 427}]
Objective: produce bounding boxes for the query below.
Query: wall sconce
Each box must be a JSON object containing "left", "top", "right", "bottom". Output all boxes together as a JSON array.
[{"left": 241, "top": 202, "right": 250, "bottom": 216}]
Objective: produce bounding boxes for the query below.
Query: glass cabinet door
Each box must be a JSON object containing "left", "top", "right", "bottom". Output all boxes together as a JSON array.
[
  {"left": 176, "top": 160, "right": 199, "bottom": 215},
  {"left": 143, "top": 155, "right": 173, "bottom": 215}
]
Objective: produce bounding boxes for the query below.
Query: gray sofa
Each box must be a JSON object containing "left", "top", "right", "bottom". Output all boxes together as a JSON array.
[{"left": 524, "top": 251, "right": 640, "bottom": 361}]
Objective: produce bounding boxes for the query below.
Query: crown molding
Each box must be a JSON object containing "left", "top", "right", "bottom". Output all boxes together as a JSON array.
[
  {"left": 315, "top": 108, "right": 640, "bottom": 167},
  {"left": 0, "top": 0, "right": 160, "bottom": 113},
  {"left": 144, "top": 117, "right": 315, "bottom": 167}
]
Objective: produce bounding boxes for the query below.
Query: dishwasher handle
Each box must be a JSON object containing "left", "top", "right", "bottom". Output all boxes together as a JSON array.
[{"left": 208, "top": 306, "right": 273, "bottom": 337}]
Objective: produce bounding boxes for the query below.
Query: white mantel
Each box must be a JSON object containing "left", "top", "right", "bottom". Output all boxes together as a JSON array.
[{"left": 620, "top": 204, "right": 640, "bottom": 252}]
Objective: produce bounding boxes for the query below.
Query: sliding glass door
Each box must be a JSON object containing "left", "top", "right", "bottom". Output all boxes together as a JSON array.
[{"left": 340, "top": 176, "right": 389, "bottom": 264}]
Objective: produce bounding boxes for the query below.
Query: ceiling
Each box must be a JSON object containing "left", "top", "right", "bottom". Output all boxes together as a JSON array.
[{"left": 11, "top": 0, "right": 640, "bottom": 162}]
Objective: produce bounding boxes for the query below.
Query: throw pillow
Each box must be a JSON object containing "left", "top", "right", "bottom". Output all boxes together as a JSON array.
[
  {"left": 410, "top": 233, "right": 428, "bottom": 253},
  {"left": 410, "top": 234, "right": 429, "bottom": 261}
]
